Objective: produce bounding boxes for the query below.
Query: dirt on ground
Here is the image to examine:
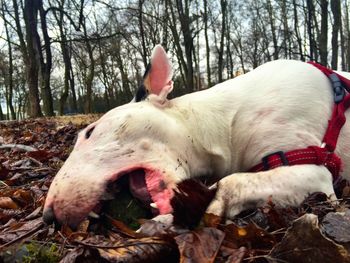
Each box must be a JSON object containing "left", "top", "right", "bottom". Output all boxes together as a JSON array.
[{"left": 0, "top": 116, "right": 349, "bottom": 263}]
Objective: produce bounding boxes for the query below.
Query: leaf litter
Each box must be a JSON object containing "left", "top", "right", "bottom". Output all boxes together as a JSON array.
[{"left": 0, "top": 117, "right": 349, "bottom": 262}]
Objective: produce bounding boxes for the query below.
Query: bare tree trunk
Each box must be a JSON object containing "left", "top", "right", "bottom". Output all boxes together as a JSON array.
[
  {"left": 167, "top": 0, "right": 187, "bottom": 86},
  {"left": 251, "top": 16, "right": 260, "bottom": 69},
  {"left": 82, "top": 16, "right": 95, "bottom": 113},
  {"left": 340, "top": 16, "right": 346, "bottom": 71},
  {"left": 23, "top": 0, "right": 42, "bottom": 118},
  {"left": 266, "top": 0, "right": 278, "bottom": 59},
  {"left": 253, "top": 2, "right": 271, "bottom": 62},
  {"left": 162, "top": 0, "right": 169, "bottom": 47},
  {"left": 0, "top": 97, "right": 4, "bottom": 119},
  {"left": 319, "top": 0, "right": 328, "bottom": 66},
  {"left": 59, "top": 54, "right": 70, "bottom": 114},
  {"left": 203, "top": 0, "right": 211, "bottom": 87},
  {"left": 194, "top": 0, "right": 200, "bottom": 90},
  {"left": 115, "top": 43, "right": 133, "bottom": 103},
  {"left": 217, "top": 0, "right": 226, "bottom": 82},
  {"left": 1, "top": 0, "right": 15, "bottom": 119},
  {"left": 306, "top": 0, "right": 319, "bottom": 61},
  {"left": 138, "top": 0, "right": 148, "bottom": 68},
  {"left": 97, "top": 38, "right": 115, "bottom": 108},
  {"left": 232, "top": 37, "right": 246, "bottom": 73},
  {"left": 345, "top": 0, "right": 350, "bottom": 71},
  {"left": 281, "top": 0, "right": 291, "bottom": 58},
  {"left": 331, "top": 0, "right": 341, "bottom": 69},
  {"left": 226, "top": 31, "right": 234, "bottom": 79},
  {"left": 54, "top": 0, "right": 77, "bottom": 114},
  {"left": 67, "top": 42, "right": 77, "bottom": 112},
  {"left": 176, "top": 0, "right": 194, "bottom": 92},
  {"left": 38, "top": 0, "right": 54, "bottom": 116},
  {"left": 56, "top": 10, "right": 69, "bottom": 115},
  {"left": 192, "top": 46, "right": 199, "bottom": 91},
  {"left": 293, "top": 0, "right": 304, "bottom": 61}
]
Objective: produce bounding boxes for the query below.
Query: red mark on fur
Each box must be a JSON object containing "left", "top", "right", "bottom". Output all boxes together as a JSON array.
[
  {"left": 255, "top": 107, "right": 275, "bottom": 118},
  {"left": 273, "top": 116, "right": 288, "bottom": 125},
  {"left": 296, "top": 132, "right": 313, "bottom": 144}
]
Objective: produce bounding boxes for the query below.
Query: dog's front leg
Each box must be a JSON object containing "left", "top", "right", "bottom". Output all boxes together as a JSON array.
[{"left": 206, "top": 165, "right": 336, "bottom": 218}]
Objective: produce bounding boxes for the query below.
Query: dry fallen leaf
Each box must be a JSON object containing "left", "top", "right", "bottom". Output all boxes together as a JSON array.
[
  {"left": 171, "top": 179, "right": 216, "bottom": 229},
  {"left": 216, "top": 246, "right": 246, "bottom": 263},
  {"left": 1, "top": 118, "right": 350, "bottom": 263},
  {"left": 321, "top": 209, "right": 350, "bottom": 243},
  {"left": 175, "top": 228, "right": 225, "bottom": 263},
  {"left": 220, "top": 221, "right": 276, "bottom": 251},
  {"left": 270, "top": 213, "right": 350, "bottom": 263},
  {"left": 0, "top": 217, "right": 44, "bottom": 245},
  {"left": 0, "top": 197, "right": 19, "bottom": 210}
]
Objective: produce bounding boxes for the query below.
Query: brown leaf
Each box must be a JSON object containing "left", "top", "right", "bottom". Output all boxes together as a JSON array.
[
  {"left": 300, "top": 192, "right": 335, "bottom": 218},
  {"left": 221, "top": 222, "right": 276, "bottom": 250},
  {"left": 108, "top": 216, "right": 138, "bottom": 238},
  {"left": 321, "top": 209, "right": 350, "bottom": 243},
  {"left": 217, "top": 246, "right": 247, "bottom": 263},
  {"left": 61, "top": 224, "right": 74, "bottom": 238},
  {"left": 62, "top": 220, "right": 91, "bottom": 242},
  {"left": 0, "top": 209, "right": 21, "bottom": 224},
  {"left": 60, "top": 246, "right": 105, "bottom": 263},
  {"left": 342, "top": 186, "right": 350, "bottom": 198},
  {"left": 270, "top": 214, "right": 350, "bottom": 263},
  {"left": 27, "top": 150, "right": 53, "bottom": 162},
  {"left": 0, "top": 217, "right": 44, "bottom": 245},
  {"left": 12, "top": 189, "right": 34, "bottom": 206},
  {"left": 175, "top": 227, "right": 225, "bottom": 263},
  {"left": 77, "top": 219, "right": 90, "bottom": 233},
  {"left": 24, "top": 206, "right": 42, "bottom": 220},
  {"left": 258, "top": 204, "right": 298, "bottom": 231},
  {"left": 171, "top": 179, "right": 216, "bottom": 229},
  {"left": 203, "top": 213, "right": 222, "bottom": 228},
  {"left": 0, "top": 164, "right": 10, "bottom": 180},
  {"left": 22, "top": 131, "right": 35, "bottom": 142},
  {"left": 0, "top": 197, "right": 19, "bottom": 209},
  {"left": 69, "top": 232, "right": 90, "bottom": 242},
  {"left": 334, "top": 179, "right": 349, "bottom": 198},
  {"left": 74, "top": 236, "right": 178, "bottom": 263}
]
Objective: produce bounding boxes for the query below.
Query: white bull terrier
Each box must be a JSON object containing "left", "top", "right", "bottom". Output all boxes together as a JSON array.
[{"left": 43, "top": 45, "right": 350, "bottom": 228}]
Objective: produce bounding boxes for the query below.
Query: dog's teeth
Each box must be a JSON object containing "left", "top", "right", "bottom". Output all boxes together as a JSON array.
[
  {"left": 88, "top": 211, "right": 100, "bottom": 219},
  {"left": 150, "top": 203, "right": 158, "bottom": 208}
]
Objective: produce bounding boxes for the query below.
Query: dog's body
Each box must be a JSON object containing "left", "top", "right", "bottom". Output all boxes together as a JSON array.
[{"left": 43, "top": 46, "right": 350, "bottom": 227}]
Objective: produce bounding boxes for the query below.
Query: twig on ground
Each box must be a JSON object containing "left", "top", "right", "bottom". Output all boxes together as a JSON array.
[
  {"left": 0, "top": 221, "right": 45, "bottom": 250},
  {"left": 0, "top": 144, "right": 37, "bottom": 152}
]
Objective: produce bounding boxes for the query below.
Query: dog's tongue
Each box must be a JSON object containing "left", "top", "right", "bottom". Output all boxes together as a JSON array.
[
  {"left": 128, "top": 169, "right": 173, "bottom": 215},
  {"left": 128, "top": 170, "right": 152, "bottom": 204}
]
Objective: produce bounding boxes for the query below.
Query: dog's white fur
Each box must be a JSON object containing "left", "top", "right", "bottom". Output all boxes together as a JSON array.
[
  {"left": 44, "top": 47, "right": 350, "bottom": 226},
  {"left": 164, "top": 60, "right": 350, "bottom": 217}
]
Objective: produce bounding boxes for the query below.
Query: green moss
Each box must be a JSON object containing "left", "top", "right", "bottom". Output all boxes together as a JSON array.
[
  {"left": 106, "top": 186, "right": 152, "bottom": 230},
  {"left": 22, "top": 243, "right": 60, "bottom": 263}
]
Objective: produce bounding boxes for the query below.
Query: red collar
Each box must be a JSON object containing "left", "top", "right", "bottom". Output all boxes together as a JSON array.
[{"left": 249, "top": 62, "right": 350, "bottom": 181}]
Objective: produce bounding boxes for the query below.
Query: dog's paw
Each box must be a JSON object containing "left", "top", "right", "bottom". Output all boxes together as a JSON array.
[{"left": 206, "top": 176, "right": 246, "bottom": 219}]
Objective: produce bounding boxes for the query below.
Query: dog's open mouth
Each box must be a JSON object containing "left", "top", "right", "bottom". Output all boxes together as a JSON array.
[
  {"left": 128, "top": 170, "right": 153, "bottom": 208},
  {"left": 91, "top": 168, "right": 174, "bottom": 226}
]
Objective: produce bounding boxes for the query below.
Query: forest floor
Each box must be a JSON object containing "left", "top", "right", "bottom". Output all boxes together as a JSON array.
[{"left": 0, "top": 116, "right": 349, "bottom": 263}]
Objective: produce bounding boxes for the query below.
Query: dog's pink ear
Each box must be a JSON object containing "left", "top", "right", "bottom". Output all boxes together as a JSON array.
[{"left": 143, "top": 45, "right": 173, "bottom": 98}]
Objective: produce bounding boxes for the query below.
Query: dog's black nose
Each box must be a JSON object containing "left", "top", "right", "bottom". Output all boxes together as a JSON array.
[{"left": 42, "top": 206, "right": 55, "bottom": 225}]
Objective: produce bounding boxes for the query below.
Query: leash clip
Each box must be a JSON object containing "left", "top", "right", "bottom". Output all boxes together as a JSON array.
[
  {"left": 262, "top": 151, "right": 289, "bottom": 171},
  {"left": 329, "top": 73, "right": 345, "bottom": 103}
]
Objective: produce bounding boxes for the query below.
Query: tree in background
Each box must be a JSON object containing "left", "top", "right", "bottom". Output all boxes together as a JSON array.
[{"left": 0, "top": 0, "right": 349, "bottom": 119}]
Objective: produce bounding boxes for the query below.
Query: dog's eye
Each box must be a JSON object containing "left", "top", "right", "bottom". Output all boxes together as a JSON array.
[{"left": 85, "top": 126, "right": 95, "bottom": 139}]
